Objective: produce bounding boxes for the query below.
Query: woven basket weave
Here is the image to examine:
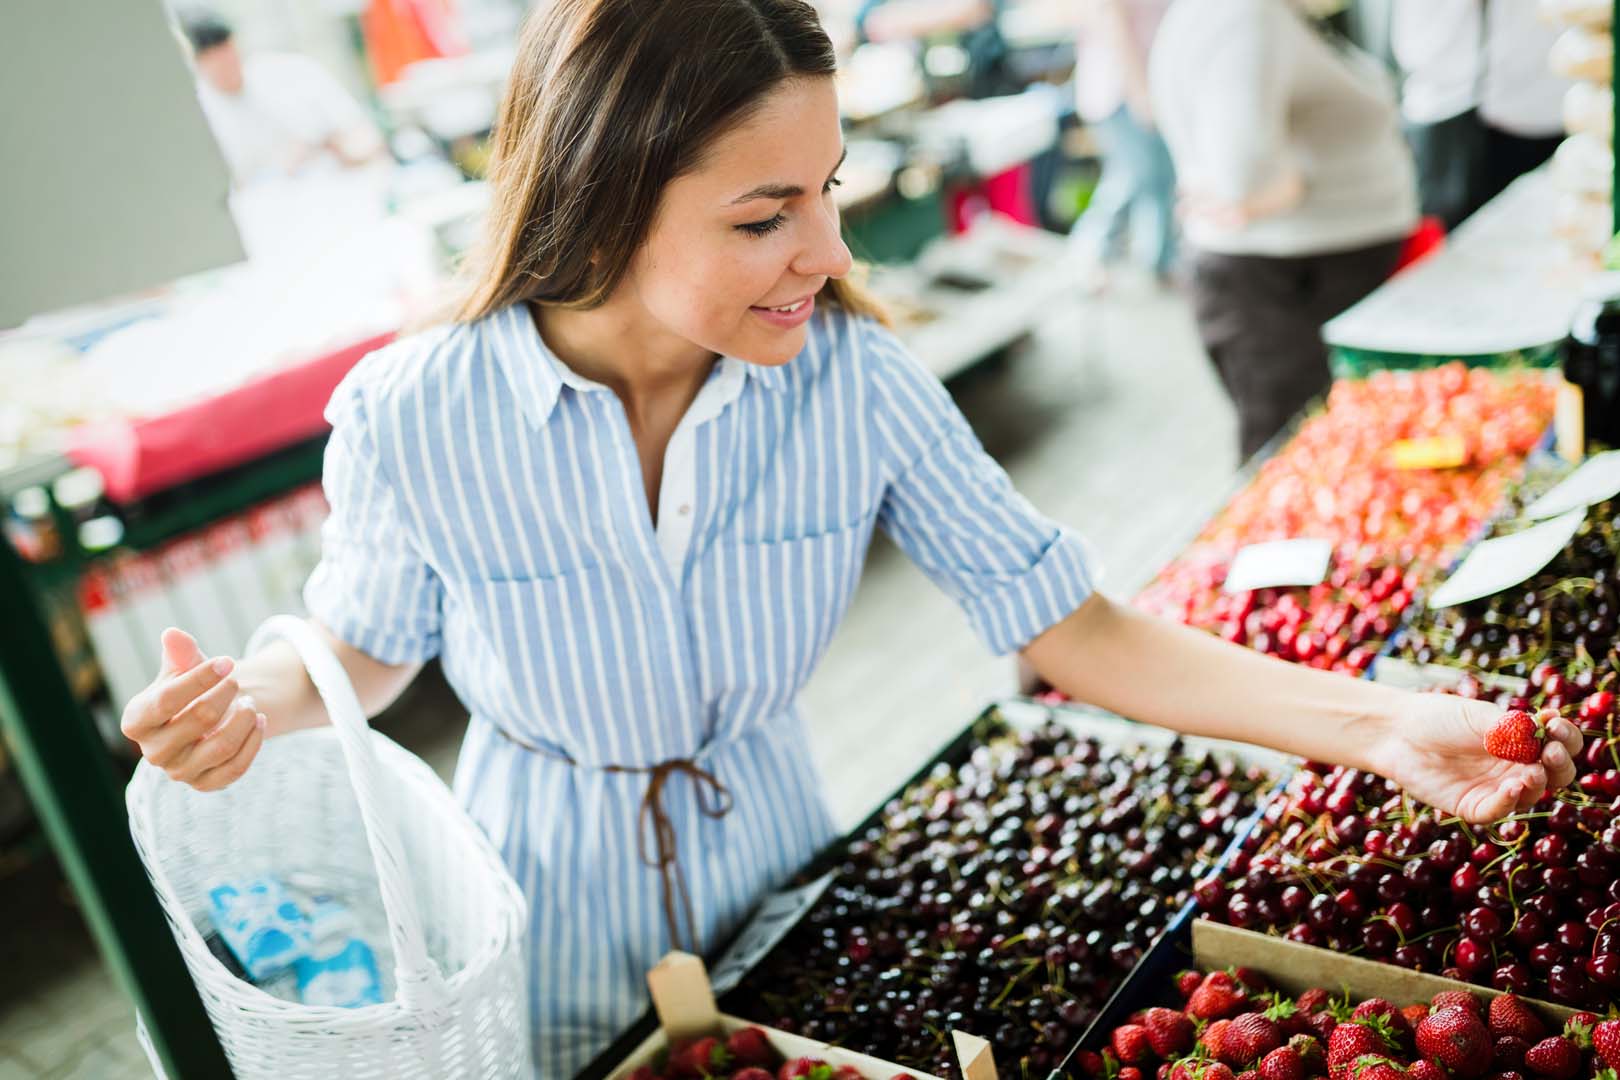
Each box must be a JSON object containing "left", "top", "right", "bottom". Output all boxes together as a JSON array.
[{"left": 128, "top": 616, "right": 531, "bottom": 1078}]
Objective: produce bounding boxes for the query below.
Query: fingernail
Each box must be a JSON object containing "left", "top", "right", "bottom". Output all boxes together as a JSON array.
[
  {"left": 255, "top": 713, "right": 267, "bottom": 730},
  {"left": 213, "top": 658, "right": 234, "bottom": 676}
]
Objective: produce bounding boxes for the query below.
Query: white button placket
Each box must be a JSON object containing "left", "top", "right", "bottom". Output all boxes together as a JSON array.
[{"left": 655, "top": 421, "right": 699, "bottom": 578}]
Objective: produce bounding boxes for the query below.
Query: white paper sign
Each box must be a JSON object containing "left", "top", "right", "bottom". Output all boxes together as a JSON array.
[
  {"left": 707, "top": 872, "right": 834, "bottom": 995},
  {"left": 1426, "top": 508, "right": 1586, "bottom": 609},
  {"left": 1222, "top": 539, "right": 1334, "bottom": 593},
  {"left": 1370, "top": 655, "right": 1530, "bottom": 695},
  {"left": 1524, "top": 450, "right": 1620, "bottom": 520}
]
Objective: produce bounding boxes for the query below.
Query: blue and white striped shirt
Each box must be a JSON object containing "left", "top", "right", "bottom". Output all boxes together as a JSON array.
[{"left": 304, "top": 300, "right": 1096, "bottom": 1077}]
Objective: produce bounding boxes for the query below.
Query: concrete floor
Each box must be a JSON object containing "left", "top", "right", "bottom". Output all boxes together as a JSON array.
[{"left": 0, "top": 276, "right": 1237, "bottom": 1078}]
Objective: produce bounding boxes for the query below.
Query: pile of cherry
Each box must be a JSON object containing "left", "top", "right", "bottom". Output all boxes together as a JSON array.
[
  {"left": 627, "top": 1027, "right": 916, "bottom": 1080},
  {"left": 724, "top": 722, "right": 1274, "bottom": 1078},
  {"left": 1088, "top": 968, "right": 1620, "bottom": 1080},
  {"left": 1136, "top": 556, "right": 1416, "bottom": 676}
]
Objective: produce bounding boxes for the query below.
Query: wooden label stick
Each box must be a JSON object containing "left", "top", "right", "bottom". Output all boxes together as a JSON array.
[
  {"left": 646, "top": 952, "right": 722, "bottom": 1044},
  {"left": 952, "top": 1030, "right": 998, "bottom": 1080}
]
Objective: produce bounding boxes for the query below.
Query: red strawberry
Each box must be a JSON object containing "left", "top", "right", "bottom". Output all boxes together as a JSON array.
[
  {"left": 1114, "top": 1025, "right": 1154, "bottom": 1065},
  {"left": 1260, "top": 1048, "right": 1304, "bottom": 1080},
  {"left": 1432, "top": 990, "right": 1483, "bottom": 1017},
  {"left": 1487, "top": 995, "right": 1546, "bottom": 1042},
  {"left": 1203, "top": 1065, "right": 1237, "bottom": 1080},
  {"left": 1223, "top": 1015, "right": 1284, "bottom": 1066},
  {"left": 1402, "top": 1005, "right": 1431, "bottom": 1032},
  {"left": 1408, "top": 1063, "right": 1446, "bottom": 1080},
  {"left": 1484, "top": 710, "right": 1545, "bottom": 764},
  {"left": 1348, "top": 1057, "right": 1406, "bottom": 1080},
  {"left": 1594, "top": 1021, "right": 1620, "bottom": 1070},
  {"left": 1287, "top": 1035, "right": 1324, "bottom": 1069},
  {"left": 1190, "top": 972, "right": 1248, "bottom": 1020},
  {"left": 1488, "top": 1073, "right": 1528, "bottom": 1080},
  {"left": 1308, "top": 1012, "right": 1340, "bottom": 1045},
  {"left": 1204, "top": 1021, "right": 1235, "bottom": 1058},
  {"left": 1178, "top": 970, "right": 1205, "bottom": 1000},
  {"left": 1143, "top": 1008, "right": 1196, "bottom": 1057},
  {"left": 1076, "top": 1051, "right": 1106, "bottom": 1078},
  {"left": 1522, "top": 1036, "right": 1580, "bottom": 1079},
  {"left": 1233, "top": 967, "right": 1272, "bottom": 993},
  {"left": 675, "top": 1039, "right": 731, "bottom": 1079},
  {"left": 1296, "top": 989, "right": 1331, "bottom": 1015},
  {"left": 1352, "top": 1000, "right": 1412, "bottom": 1041},
  {"left": 779, "top": 1059, "right": 828, "bottom": 1080},
  {"left": 734, "top": 1070, "right": 775, "bottom": 1080},
  {"left": 1416, "top": 1006, "right": 1492, "bottom": 1078},
  {"left": 1493, "top": 1036, "right": 1531, "bottom": 1069},
  {"left": 1236, "top": 1072, "right": 1259, "bottom": 1080},
  {"left": 1120, "top": 1069, "right": 1144, "bottom": 1080},
  {"left": 830, "top": 1068, "right": 861, "bottom": 1080},
  {"left": 1561, "top": 1013, "right": 1599, "bottom": 1048},
  {"left": 727, "top": 1029, "right": 776, "bottom": 1069},
  {"left": 1329, "top": 1023, "right": 1392, "bottom": 1072}
]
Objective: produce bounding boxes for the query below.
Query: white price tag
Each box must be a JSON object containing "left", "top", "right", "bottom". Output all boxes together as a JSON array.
[
  {"left": 1523, "top": 450, "right": 1620, "bottom": 520},
  {"left": 1426, "top": 508, "right": 1586, "bottom": 609},
  {"left": 1222, "top": 539, "right": 1334, "bottom": 593},
  {"left": 707, "top": 873, "right": 834, "bottom": 995}
]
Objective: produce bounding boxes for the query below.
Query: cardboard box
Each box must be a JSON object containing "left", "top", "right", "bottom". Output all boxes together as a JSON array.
[
  {"left": 1080, "top": 917, "right": 1576, "bottom": 1057},
  {"left": 604, "top": 953, "right": 961, "bottom": 1080}
]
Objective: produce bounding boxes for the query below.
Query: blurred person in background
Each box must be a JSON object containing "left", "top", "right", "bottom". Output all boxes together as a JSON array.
[
  {"left": 855, "top": 0, "right": 1018, "bottom": 100},
  {"left": 1150, "top": 0, "right": 1417, "bottom": 459},
  {"left": 1393, "top": 0, "right": 1570, "bottom": 230},
  {"left": 178, "top": 7, "right": 388, "bottom": 187},
  {"left": 1068, "top": 0, "right": 1175, "bottom": 291}
]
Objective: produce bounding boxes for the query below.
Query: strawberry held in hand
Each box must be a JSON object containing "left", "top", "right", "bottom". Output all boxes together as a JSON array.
[{"left": 1483, "top": 710, "right": 1546, "bottom": 764}]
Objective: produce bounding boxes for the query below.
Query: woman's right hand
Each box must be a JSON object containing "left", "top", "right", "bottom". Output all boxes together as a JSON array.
[{"left": 121, "top": 628, "right": 267, "bottom": 792}]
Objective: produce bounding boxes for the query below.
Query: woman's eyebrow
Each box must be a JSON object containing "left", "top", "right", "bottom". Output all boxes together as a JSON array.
[{"left": 730, "top": 145, "right": 849, "bottom": 204}]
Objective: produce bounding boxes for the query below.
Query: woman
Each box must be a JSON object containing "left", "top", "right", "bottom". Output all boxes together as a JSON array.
[
  {"left": 1150, "top": 0, "right": 1419, "bottom": 459},
  {"left": 122, "top": 1, "right": 1579, "bottom": 1075}
]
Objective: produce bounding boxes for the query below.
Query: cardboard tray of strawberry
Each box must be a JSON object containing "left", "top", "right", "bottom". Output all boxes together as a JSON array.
[
  {"left": 710, "top": 701, "right": 1289, "bottom": 1080},
  {"left": 1071, "top": 917, "right": 1620, "bottom": 1080}
]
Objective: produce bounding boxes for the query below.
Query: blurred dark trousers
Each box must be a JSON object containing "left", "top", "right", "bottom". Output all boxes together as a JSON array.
[{"left": 1190, "top": 239, "right": 1404, "bottom": 460}]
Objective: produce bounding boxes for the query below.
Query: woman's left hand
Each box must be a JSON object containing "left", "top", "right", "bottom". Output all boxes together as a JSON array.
[{"left": 1369, "top": 696, "right": 1582, "bottom": 823}]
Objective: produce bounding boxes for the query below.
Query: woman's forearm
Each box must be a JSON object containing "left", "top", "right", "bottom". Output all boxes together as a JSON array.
[{"left": 1023, "top": 593, "right": 1405, "bottom": 771}]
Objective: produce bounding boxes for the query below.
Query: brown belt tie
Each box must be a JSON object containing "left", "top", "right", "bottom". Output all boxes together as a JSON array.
[{"left": 491, "top": 726, "right": 733, "bottom": 954}]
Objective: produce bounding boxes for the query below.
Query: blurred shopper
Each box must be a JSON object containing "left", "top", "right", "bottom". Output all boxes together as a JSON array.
[
  {"left": 856, "top": 0, "right": 1018, "bottom": 100},
  {"left": 178, "top": 7, "right": 387, "bottom": 187},
  {"left": 1069, "top": 0, "right": 1175, "bottom": 290},
  {"left": 1393, "top": 0, "right": 1570, "bottom": 229},
  {"left": 1151, "top": 0, "right": 1417, "bottom": 458}
]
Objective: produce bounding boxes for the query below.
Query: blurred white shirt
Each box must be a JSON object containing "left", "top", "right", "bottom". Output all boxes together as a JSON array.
[
  {"left": 196, "top": 53, "right": 376, "bottom": 186},
  {"left": 1391, "top": 0, "right": 1570, "bottom": 135},
  {"left": 1074, "top": 0, "right": 1171, "bottom": 122}
]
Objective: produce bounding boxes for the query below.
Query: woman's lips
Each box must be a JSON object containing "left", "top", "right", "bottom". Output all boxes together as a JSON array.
[{"left": 749, "top": 294, "right": 815, "bottom": 328}]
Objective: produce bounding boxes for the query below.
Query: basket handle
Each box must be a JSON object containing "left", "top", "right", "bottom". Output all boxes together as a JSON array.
[{"left": 246, "top": 615, "right": 451, "bottom": 1012}]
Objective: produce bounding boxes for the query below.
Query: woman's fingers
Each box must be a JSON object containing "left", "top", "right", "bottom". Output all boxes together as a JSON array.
[
  {"left": 141, "top": 676, "right": 240, "bottom": 766},
  {"left": 1545, "top": 714, "right": 1583, "bottom": 757},
  {"left": 1542, "top": 738, "right": 1577, "bottom": 792},
  {"left": 169, "top": 697, "right": 259, "bottom": 782},
  {"left": 192, "top": 716, "right": 266, "bottom": 793}
]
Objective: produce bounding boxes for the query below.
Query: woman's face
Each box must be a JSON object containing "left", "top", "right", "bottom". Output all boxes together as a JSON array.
[{"left": 623, "top": 76, "right": 854, "bottom": 367}]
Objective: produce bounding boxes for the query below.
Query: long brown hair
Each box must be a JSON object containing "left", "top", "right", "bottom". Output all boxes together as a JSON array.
[{"left": 451, "top": 0, "right": 885, "bottom": 325}]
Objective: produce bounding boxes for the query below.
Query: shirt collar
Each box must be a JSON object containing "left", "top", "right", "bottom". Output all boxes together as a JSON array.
[{"left": 491, "top": 303, "right": 787, "bottom": 430}]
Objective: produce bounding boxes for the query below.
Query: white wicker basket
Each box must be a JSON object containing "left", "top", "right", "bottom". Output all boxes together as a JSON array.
[{"left": 127, "top": 616, "right": 531, "bottom": 1079}]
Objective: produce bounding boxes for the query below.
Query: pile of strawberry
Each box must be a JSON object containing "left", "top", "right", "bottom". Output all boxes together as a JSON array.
[
  {"left": 1083, "top": 968, "right": 1620, "bottom": 1080},
  {"left": 627, "top": 1028, "right": 916, "bottom": 1080}
]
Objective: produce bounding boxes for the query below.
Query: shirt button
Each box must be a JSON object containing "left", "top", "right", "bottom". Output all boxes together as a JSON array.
[{"left": 678, "top": 504, "right": 691, "bottom": 516}]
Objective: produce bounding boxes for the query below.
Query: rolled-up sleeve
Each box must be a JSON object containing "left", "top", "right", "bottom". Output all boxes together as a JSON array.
[
  {"left": 302, "top": 376, "right": 444, "bottom": 664},
  {"left": 865, "top": 324, "right": 1100, "bottom": 655}
]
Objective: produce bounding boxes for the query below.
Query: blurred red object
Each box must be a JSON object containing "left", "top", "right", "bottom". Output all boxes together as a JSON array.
[
  {"left": 1393, "top": 215, "right": 1446, "bottom": 273},
  {"left": 946, "top": 161, "right": 1038, "bottom": 232},
  {"left": 67, "top": 331, "right": 395, "bottom": 504}
]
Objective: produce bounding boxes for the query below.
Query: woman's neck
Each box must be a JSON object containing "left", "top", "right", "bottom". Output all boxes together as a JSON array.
[{"left": 532, "top": 299, "right": 715, "bottom": 421}]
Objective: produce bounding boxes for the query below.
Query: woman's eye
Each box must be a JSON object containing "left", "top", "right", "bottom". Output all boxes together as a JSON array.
[
  {"left": 823, "top": 176, "right": 843, "bottom": 193},
  {"left": 737, "top": 215, "right": 786, "bottom": 237}
]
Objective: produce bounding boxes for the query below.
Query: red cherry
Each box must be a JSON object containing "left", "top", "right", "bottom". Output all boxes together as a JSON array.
[{"left": 1455, "top": 936, "right": 1492, "bottom": 973}]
